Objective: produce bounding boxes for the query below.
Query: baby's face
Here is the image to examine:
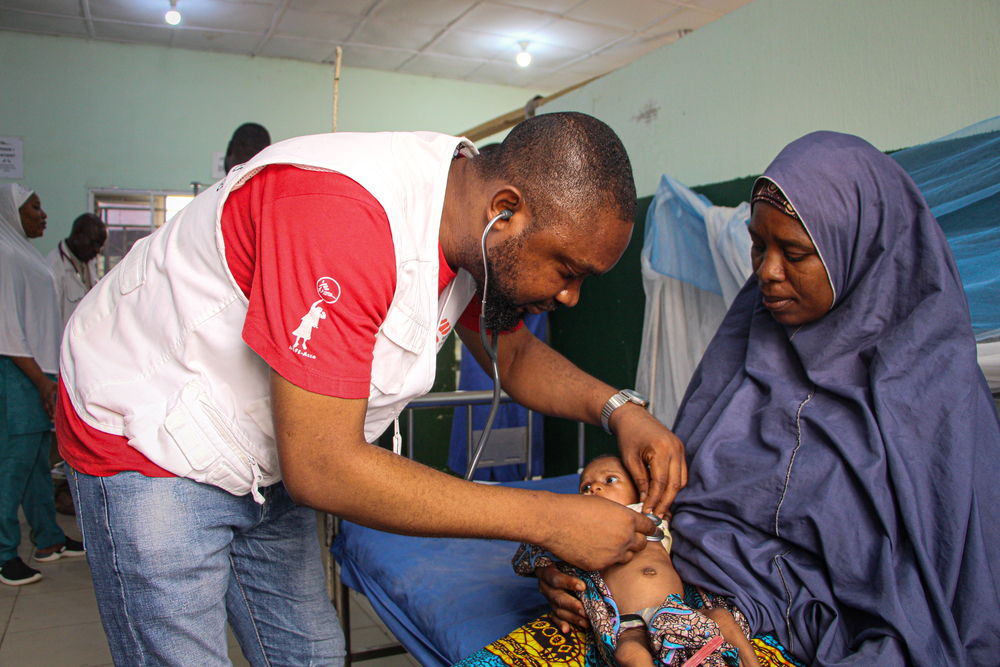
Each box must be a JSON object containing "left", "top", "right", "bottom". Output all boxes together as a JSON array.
[{"left": 579, "top": 457, "right": 638, "bottom": 506}]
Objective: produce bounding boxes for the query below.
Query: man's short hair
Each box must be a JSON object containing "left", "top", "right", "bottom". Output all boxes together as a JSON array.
[
  {"left": 71, "top": 212, "right": 105, "bottom": 236},
  {"left": 225, "top": 122, "right": 272, "bottom": 172},
  {"left": 474, "top": 112, "right": 636, "bottom": 228}
]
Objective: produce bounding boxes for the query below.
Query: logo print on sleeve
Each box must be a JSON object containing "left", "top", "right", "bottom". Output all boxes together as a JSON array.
[{"left": 290, "top": 277, "right": 341, "bottom": 360}]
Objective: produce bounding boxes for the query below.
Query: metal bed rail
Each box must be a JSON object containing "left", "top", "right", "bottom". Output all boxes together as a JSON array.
[{"left": 326, "top": 389, "right": 587, "bottom": 664}]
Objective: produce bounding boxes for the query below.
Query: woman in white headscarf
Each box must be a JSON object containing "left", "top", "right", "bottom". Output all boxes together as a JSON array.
[{"left": 0, "top": 183, "right": 83, "bottom": 587}]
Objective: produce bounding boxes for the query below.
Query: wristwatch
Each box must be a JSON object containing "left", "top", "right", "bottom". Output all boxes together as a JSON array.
[{"left": 600, "top": 389, "right": 649, "bottom": 434}]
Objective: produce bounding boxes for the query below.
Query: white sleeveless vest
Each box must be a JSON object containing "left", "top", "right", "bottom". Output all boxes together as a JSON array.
[{"left": 60, "top": 131, "right": 477, "bottom": 502}]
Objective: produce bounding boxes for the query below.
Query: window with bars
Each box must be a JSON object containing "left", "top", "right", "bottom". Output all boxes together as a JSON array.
[{"left": 89, "top": 190, "right": 194, "bottom": 275}]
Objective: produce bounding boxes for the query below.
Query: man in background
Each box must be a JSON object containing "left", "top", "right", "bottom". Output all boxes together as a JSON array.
[
  {"left": 46, "top": 212, "right": 107, "bottom": 327},
  {"left": 224, "top": 122, "right": 271, "bottom": 173}
]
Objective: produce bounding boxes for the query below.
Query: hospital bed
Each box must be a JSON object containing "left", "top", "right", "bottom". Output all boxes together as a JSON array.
[{"left": 329, "top": 390, "right": 586, "bottom": 665}]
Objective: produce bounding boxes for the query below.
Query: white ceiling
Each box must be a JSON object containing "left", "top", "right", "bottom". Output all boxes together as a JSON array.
[{"left": 0, "top": 0, "right": 751, "bottom": 91}]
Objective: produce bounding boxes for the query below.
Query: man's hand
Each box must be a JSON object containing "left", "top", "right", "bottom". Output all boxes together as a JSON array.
[
  {"left": 7, "top": 356, "right": 57, "bottom": 419},
  {"left": 540, "top": 493, "right": 655, "bottom": 572},
  {"left": 455, "top": 324, "right": 688, "bottom": 516},
  {"left": 609, "top": 405, "right": 687, "bottom": 517},
  {"left": 37, "top": 376, "right": 57, "bottom": 419},
  {"left": 536, "top": 565, "right": 588, "bottom": 633}
]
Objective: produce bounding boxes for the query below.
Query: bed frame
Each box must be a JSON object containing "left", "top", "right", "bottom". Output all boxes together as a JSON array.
[{"left": 325, "top": 389, "right": 586, "bottom": 664}]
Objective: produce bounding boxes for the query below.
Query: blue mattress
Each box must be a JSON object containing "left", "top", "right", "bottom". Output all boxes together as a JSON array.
[{"left": 331, "top": 474, "right": 579, "bottom": 666}]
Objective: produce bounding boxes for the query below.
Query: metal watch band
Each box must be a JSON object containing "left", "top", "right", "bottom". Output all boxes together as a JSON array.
[{"left": 600, "top": 389, "right": 648, "bottom": 434}]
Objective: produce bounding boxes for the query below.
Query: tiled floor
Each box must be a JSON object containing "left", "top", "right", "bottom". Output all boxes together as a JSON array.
[{"left": 0, "top": 511, "right": 418, "bottom": 666}]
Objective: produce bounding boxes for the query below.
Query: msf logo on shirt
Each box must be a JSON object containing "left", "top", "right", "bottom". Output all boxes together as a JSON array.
[
  {"left": 290, "top": 277, "right": 341, "bottom": 360},
  {"left": 436, "top": 317, "right": 452, "bottom": 344}
]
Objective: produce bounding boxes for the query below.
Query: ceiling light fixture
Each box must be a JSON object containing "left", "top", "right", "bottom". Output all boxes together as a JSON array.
[
  {"left": 164, "top": 1, "right": 181, "bottom": 26},
  {"left": 515, "top": 41, "right": 532, "bottom": 68}
]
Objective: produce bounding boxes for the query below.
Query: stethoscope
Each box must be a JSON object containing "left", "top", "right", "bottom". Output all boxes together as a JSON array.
[{"left": 463, "top": 209, "right": 512, "bottom": 480}]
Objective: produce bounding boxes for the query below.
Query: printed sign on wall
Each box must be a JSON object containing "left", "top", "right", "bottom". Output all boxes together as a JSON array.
[{"left": 0, "top": 137, "right": 24, "bottom": 179}]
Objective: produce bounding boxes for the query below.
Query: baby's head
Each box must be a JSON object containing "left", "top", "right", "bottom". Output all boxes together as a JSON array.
[{"left": 579, "top": 454, "right": 639, "bottom": 506}]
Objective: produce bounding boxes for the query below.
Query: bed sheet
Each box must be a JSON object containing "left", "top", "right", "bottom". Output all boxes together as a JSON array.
[{"left": 331, "top": 474, "right": 580, "bottom": 666}]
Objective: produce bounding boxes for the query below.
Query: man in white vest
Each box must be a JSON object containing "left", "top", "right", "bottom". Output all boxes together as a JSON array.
[{"left": 57, "top": 112, "right": 687, "bottom": 665}]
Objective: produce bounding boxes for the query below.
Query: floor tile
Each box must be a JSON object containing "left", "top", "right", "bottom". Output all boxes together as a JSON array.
[
  {"left": 0, "top": 595, "right": 14, "bottom": 638},
  {"left": 6, "top": 586, "right": 100, "bottom": 633},
  {"left": 0, "top": 619, "right": 113, "bottom": 666},
  {"left": 18, "top": 558, "right": 94, "bottom": 596}
]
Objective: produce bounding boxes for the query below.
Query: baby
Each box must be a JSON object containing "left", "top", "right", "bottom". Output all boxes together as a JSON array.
[{"left": 513, "top": 455, "right": 759, "bottom": 667}]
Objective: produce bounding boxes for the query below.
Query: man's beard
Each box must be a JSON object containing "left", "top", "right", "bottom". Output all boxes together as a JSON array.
[
  {"left": 481, "top": 282, "right": 522, "bottom": 332},
  {"left": 477, "top": 234, "right": 526, "bottom": 333}
]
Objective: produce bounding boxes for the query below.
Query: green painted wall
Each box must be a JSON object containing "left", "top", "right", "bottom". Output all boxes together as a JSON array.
[
  {"left": 546, "top": 0, "right": 1000, "bottom": 197},
  {"left": 541, "top": 0, "right": 1000, "bottom": 473},
  {"left": 0, "top": 30, "right": 537, "bottom": 255}
]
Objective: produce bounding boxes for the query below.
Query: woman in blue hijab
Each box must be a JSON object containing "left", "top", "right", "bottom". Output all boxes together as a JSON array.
[{"left": 667, "top": 131, "right": 1000, "bottom": 665}]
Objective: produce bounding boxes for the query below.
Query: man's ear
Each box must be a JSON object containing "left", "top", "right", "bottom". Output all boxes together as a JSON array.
[{"left": 488, "top": 187, "right": 525, "bottom": 234}]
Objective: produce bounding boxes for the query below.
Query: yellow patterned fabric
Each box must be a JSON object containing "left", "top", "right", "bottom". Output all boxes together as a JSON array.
[
  {"left": 453, "top": 614, "right": 595, "bottom": 667},
  {"left": 453, "top": 613, "right": 805, "bottom": 667},
  {"left": 748, "top": 636, "right": 802, "bottom": 667},
  {"left": 479, "top": 616, "right": 588, "bottom": 666}
]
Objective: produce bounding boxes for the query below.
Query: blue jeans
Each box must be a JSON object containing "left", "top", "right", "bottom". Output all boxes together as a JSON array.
[{"left": 68, "top": 468, "right": 345, "bottom": 666}]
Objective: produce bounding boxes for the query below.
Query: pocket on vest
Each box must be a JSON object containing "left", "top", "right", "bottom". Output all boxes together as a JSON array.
[
  {"left": 117, "top": 235, "right": 152, "bottom": 295},
  {"left": 371, "top": 305, "right": 427, "bottom": 395},
  {"left": 164, "top": 381, "right": 271, "bottom": 490}
]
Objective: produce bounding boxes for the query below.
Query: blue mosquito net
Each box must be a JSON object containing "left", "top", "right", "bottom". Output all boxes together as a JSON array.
[{"left": 644, "top": 116, "right": 1000, "bottom": 339}]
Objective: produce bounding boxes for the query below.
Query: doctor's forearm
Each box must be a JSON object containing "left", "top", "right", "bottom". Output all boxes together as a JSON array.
[
  {"left": 270, "top": 369, "right": 553, "bottom": 542},
  {"left": 457, "top": 325, "right": 614, "bottom": 426},
  {"left": 270, "top": 370, "right": 653, "bottom": 570},
  {"left": 496, "top": 331, "right": 615, "bottom": 425},
  {"left": 285, "top": 434, "right": 554, "bottom": 540}
]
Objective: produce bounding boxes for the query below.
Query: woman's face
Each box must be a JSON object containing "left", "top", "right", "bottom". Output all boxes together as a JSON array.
[
  {"left": 18, "top": 193, "right": 47, "bottom": 239},
  {"left": 748, "top": 203, "right": 833, "bottom": 326}
]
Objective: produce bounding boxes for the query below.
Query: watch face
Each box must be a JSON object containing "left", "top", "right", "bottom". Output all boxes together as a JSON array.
[{"left": 621, "top": 389, "right": 649, "bottom": 406}]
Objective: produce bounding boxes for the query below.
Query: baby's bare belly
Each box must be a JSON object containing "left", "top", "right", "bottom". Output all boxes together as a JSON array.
[{"left": 601, "top": 548, "right": 683, "bottom": 614}]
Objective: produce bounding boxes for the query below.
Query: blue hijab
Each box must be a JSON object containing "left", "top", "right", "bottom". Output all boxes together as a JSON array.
[{"left": 669, "top": 132, "right": 1000, "bottom": 666}]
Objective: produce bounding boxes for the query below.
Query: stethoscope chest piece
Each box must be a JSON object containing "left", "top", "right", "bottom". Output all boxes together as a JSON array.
[{"left": 644, "top": 512, "right": 665, "bottom": 541}]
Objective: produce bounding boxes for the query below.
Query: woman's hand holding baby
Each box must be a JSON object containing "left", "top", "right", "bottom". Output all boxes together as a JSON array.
[{"left": 536, "top": 565, "right": 588, "bottom": 633}]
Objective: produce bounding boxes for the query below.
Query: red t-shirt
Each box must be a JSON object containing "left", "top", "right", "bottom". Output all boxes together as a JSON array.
[{"left": 58, "top": 165, "right": 490, "bottom": 477}]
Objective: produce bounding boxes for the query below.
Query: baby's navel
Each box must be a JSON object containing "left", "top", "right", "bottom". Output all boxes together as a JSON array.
[{"left": 641, "top": 567, "right": 658, "bottom": 577}]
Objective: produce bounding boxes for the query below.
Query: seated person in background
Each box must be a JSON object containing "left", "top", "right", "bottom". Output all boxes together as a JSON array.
[
  {"left": 514, "top": 455, "right": 760, "bottom": 667},
  {"left": 538, "top": 132, "right": 1000, "bottom": 666}
]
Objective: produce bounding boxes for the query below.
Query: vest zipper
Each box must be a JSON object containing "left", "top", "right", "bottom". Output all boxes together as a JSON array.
[
  {"left": 246, "top": 454, "right": 265, "bottom": 503},
  {"left": 392, "top": 417, "right": 403, "bottom": 455}
]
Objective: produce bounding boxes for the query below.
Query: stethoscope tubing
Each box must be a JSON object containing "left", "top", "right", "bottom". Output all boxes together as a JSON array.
[{"left": 464, "top": 211, "right": 508, "bottom": 480}]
